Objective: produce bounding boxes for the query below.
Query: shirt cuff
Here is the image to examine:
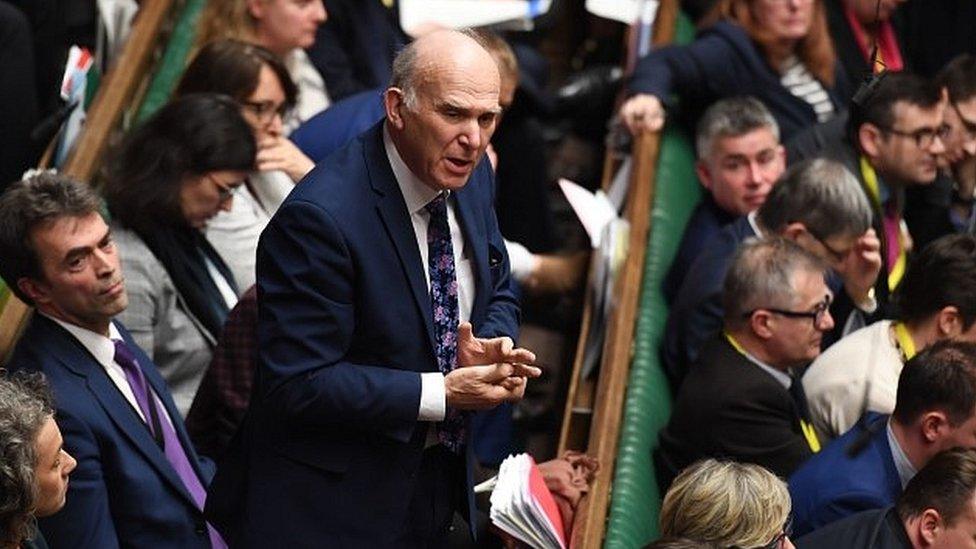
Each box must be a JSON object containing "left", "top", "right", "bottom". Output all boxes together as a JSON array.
[
  {"left": 856, "top": 287, "right": 878, "bottom": 315},
  {"left": 418, "top": 372, "right": 446, "bottom": 421}
]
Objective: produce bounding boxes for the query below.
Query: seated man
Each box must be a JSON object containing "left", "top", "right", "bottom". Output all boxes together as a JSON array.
[
  {"left": 911, "top": 55, "right": 976, "bottom": 243},
  {"left": 805, "top": 234, "right": 976, "bottom": 441},
  {"left": 655, "top": 237, "right": 832, "bottom": 490},
  {"left": 0, "top": 173, "right": 224, "bottom": 548},
  {"left": 663, "top": 96, "right": 786, "bottom": 303},
  {"left": 663, "top": 158, "right": 880, "bottom": 389},
  {"left": 796, "top": 447, "right": 976, "bottom": 548},
  {"left": 790, "top": 340, "right": 976, "bottom": 537},
  {"left": 789, "top": 71, "right": 946, "bottom": 294}
]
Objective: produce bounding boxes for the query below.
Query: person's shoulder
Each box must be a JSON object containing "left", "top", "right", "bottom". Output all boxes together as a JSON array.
[
  {"left": 795, "top": 507, "right": 896, "bottom": 549},
  {"left": 806, "top": 320, "right": 894, "bottom": 377}
]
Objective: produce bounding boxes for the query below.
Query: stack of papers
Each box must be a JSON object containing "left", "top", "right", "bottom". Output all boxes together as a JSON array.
[
  {"left": 489, "top": 453, "right": 568, "bottom": 549},
  {"left": 399, "top": 0, "right": 552, "bottom": 35}
]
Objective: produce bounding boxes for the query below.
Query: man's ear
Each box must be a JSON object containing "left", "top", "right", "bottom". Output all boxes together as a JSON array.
[
  {"left": 782, "top": 222, "right": 807, "bottom": 242},
  {"left": 695, "top": 160, "right": 714, "bottom": 191},
  {"left": 858, "top": 123, "right": 883, "bottom": 159},
  {"left": 384, "top": 88, "right": 406, "bottom": 130},
  {"left": 936, "top": 306, "right": 963, "bottom": 338},
  {"left": 918, "top": 508, "right": 943, "bottom": 545},
  {"left": 920, "top": 411, "right": 950, "bottom": 443},
  {"left": 750, "top": 310, "right": 775, "bottom": 340},
  {"left": 17, "top": 277, "right": 50, "bottom": 306},
  {"left": 246, "top": 0, "right": 265, "bottom": 20}
]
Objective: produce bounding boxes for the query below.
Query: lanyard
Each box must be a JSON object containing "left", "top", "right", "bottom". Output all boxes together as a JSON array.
[
  {"left": 723, "top": 332, "right": 821, "bottom": 453},
  {"left": 860, "top": 156, "right": 907, "bottom": 290},
  {"left": 892, "top": 322, "right": 917, "bottom": 362}
]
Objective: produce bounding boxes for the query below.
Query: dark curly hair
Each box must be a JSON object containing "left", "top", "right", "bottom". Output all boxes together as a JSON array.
[{"left": 0, "top": 371, "right": 54, "bottom": 547}]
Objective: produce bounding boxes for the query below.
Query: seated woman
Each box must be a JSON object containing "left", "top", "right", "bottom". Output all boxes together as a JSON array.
[
  {"left": 195, "top": 0, "right": 329, "bottom": 132},
  {"left": 620, "top": 0, "right": 848, "bottom": 142},
  {"left": 102, "top": 94, "right": 256, "bottom": 415},
  {"left": 658, "top": 459, "right": 795, "bottom": 548},
  {"left": 175, "top": 39, "right": 314, "bottom": 291},
  {"left": 0, "top": 372, "right": 76, "bottom": 549}
]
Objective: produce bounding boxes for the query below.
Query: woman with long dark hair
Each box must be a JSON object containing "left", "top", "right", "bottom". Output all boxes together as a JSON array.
[{"left": 102, "top": 94, "right": 256, "bottom": 415}]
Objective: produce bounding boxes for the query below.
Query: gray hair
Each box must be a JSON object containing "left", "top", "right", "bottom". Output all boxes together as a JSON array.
[
  {"left": 757, "top": 158, "right": 872, "bottom": 240},
  {"left": 659, "top": 459, "right": 791, "bottom": 548},
  {"left": 695, "top": 97, "right": 780, "bottom": 160},
  {"left": 723, "top": 237, "right": 828, "bottom": 329},
  {"left": 0, "top": 172, "right": 101, "bottom": 305},
  {"left": 389, "top": 28, "right": 488, "bottom": 111},
  {"left": 0, "top": 372, "right": 54, "bottom": 547}
]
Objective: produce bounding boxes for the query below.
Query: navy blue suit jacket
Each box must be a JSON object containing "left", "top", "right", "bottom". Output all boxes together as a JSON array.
[
  {"left": 662, "top": 194, "right": 737, "bottom": 306},
  {"left": 789, "top": 413, "right": 902, "bottom": 537},
  {"left": 662, "top": 215, "right": 756, "bottom": 390},
  {"left": 209, "top": 122, "right": 520, "bottom": 547},
  {"left": 630, "top": 21, "right": 849, "bottom": 142},
  {"left": 6, "top": 315, "right": 215, "bottom": 548},
  {"left": 291, "top": 87, "right": 385, "bottom": 164}
]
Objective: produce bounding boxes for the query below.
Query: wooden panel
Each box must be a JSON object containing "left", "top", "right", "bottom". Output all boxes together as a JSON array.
[{"left": 555, "top": 0, "right": 682, "bottom": 546}]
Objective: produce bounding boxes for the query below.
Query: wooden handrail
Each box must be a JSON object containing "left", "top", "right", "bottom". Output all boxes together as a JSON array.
[
  {"left": 556, "top": 1, "right": 682, "bottom": 546},
  {"left": 0, "top": 0, "right": 176, "bottom": 361}
]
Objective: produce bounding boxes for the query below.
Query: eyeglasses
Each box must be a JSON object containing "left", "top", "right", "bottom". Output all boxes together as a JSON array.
[
  {"left": 807, "top": 230, "right": 851, "bottom": 264},
  {"left": 951, "top": 102, "right": 976, "bottom": 141},
  {"left": 744, "top": 295, "right": 833, "bottom": 326},
  {"left": 880, "top": 123, "right": 951, "bottom": 148},
  {"left": 757, "top": 513, "right": 794, "bottom": 549},
  {"left": 240, "top": 100, "right": 289, "bottom": 124},
  {"left": 206, "top": 173, "right": 241, "bottom": 201}
]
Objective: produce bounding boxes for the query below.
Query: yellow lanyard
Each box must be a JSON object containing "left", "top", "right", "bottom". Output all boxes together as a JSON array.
[
  {"left": 723, "top": 333, "right": 821, "bottom": 453},
  {"left": 860, "top": 156, "right": 906, "bottom": 290},
  {"left": 893, "top": 322, "right": 917, "bottom": 362}
]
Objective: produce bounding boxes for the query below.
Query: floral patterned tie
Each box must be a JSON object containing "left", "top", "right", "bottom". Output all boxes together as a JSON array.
[{"left": 426, "top": 193, "right": 465, "bottom": 453}]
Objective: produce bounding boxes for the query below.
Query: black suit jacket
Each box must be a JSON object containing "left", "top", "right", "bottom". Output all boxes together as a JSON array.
[
  {"left": 655, "top": 336, "right": 814, "bottom": 490},
  {"left": 796, "top": 507, "right": 912, "bottom": 549}
]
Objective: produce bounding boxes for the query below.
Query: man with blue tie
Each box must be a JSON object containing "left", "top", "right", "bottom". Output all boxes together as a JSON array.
[
  {"left": 207, "top": 29, "right": 540, "bottom": 547},
  {"left": 0, "top": 173, "right": 224, "bottom": 548}
]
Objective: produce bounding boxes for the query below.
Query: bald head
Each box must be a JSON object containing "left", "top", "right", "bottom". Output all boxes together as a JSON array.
[
  {"left": 383, "top": 29, "right": 503, "bottom": 192},
  {"left": 390, "top": 29, "right": 500, "bottom": 110}
]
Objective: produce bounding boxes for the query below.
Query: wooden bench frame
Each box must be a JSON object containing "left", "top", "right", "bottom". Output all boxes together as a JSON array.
[{"left": 556, "top": 1, "right": 681, "bottom": 546}]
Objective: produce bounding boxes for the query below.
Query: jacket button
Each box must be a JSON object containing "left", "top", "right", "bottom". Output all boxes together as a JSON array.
[{"left": 195, "top": 523, "right": 206, "bottom": 536}]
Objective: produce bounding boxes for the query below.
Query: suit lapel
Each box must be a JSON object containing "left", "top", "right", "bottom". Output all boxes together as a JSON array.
[
  {"left": 39, "top": 317, "right": 198, "bottom": 508},
  {"left": 364, "top": 125, "right": 438, "bottom": 353}
]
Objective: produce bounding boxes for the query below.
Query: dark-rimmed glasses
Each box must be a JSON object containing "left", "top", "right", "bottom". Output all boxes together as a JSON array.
[
  {"left": 206, "top": 173, "right": 241, "bottom": 202},
  {"left": 807, "top": 231, "right": 851, "bottom": 264},
  {"left": 880, "top": 123, "right": 950, "bottom": 149},
  {"left": 241, "top": 100, "right": 289, "bottom": 124},
  {"left": 744, "top": 295, "right": 833, "bottom": 326}
]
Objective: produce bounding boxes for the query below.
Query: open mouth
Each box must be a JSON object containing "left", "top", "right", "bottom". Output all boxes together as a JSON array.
[{"left": 445, "top": 157, "right": 474, "bottom": 174}]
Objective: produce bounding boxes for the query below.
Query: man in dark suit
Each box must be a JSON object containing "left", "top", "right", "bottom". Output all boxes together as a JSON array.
[
  {"left": 662, "top": 96, "right": 786, "bottom": 304},
  {"left": 208, "top": 30, "right": 540, "bottom": 547},
  {"left": 0, "top": 173, "right": 224, "bottom": 548},
  {"left": 663, "top": 158, "right": 881, "bottom": 390},
  {"left": 790, "top": 340, "right": 976, "bottom": 536},
  {"left": 655, "top": 237, "right": 833, "bottom": 490},
  {"left": 796, "top": 447, "right": 976, "bottom": 548}
]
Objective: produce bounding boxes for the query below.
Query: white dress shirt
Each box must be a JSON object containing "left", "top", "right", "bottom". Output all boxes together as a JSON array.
[
  {"left": 383, "top": 127, "right": 477, "bottom": 422},
  {"left": 43, "top": 314, "right": 176, "bottom": 430}
]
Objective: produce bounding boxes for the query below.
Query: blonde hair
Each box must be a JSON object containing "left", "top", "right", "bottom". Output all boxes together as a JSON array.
[
  {"left": 194, "top": 0, "right": 261, "bottom": 52},
  {"left": 659, "top": 459, "right": 791, "bottom": 547}
]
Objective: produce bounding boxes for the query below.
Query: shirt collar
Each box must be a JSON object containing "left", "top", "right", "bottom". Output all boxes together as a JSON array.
[
  {"left": 383, "top": 125, "right": 442, "bottom": 215},
  {"left": 887, "top": 418, "right": 918, "bottom": 488},
  {"left": 747, "top": 211, "right": 764, "bottom": 238},
  {"left": 40, "top": 312, "right": 122, "bottom": 369}
]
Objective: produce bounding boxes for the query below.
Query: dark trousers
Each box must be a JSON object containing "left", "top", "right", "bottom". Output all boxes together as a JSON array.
[{"left": 396, "top": 445, "right": 467, "bottom": 548}]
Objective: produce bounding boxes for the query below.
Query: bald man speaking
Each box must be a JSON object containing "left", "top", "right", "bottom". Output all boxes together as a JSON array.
[{"left": 206, "top": 30, "right": 539, "bottom": 547}]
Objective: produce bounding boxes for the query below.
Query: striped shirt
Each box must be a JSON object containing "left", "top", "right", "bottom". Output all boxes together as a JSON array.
[{"left": 781, "top": 55, "right": 835, "bottom": 122}]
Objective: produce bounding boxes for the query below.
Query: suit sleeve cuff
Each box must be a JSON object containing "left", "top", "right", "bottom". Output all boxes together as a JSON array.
[{"left": 418, "top": 372, "right": 446, "bottom": 421}]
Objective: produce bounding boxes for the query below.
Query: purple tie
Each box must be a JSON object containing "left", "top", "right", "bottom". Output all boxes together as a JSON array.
[
  {"left": 112, "top": 340, "right": 227, "bottom": 549},
  {"left": 426, "top": 194, "right": 465, "bottom": 453}
]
